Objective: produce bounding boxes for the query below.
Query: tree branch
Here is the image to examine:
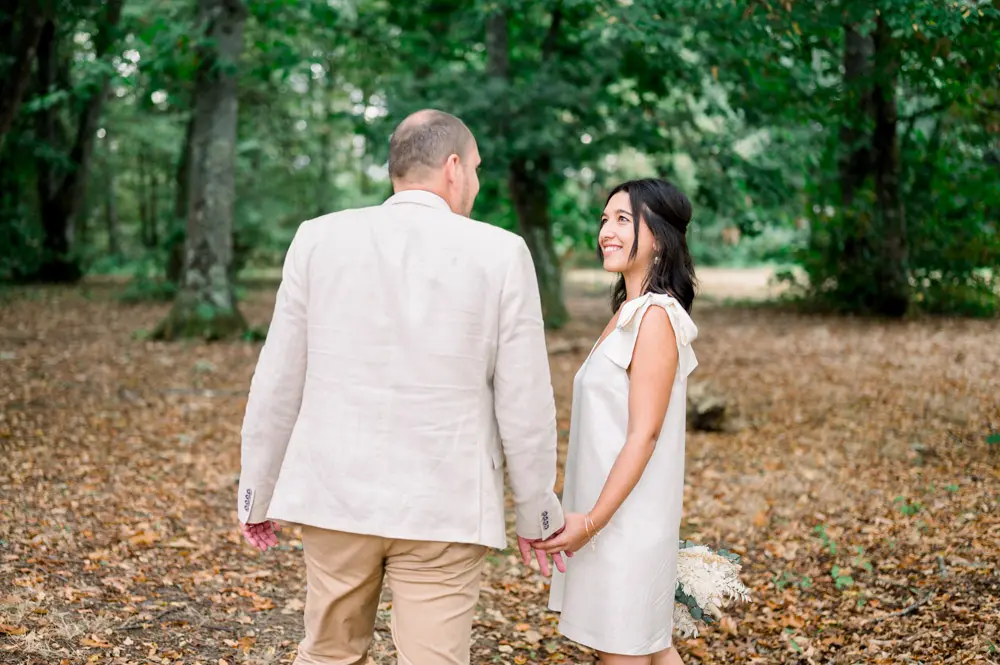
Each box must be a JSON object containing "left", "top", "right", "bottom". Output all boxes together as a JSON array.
[
  {"left": 900, "top": 101, "right": 951, "bottom": 123},
  {"left": 57, "top": 0, "right": 125, "bottom": 212},
  {"left": 865, "top": 590, "right": 935, "bottom": 625},
  {"left": 0, "top": 0, "right": 50, "bottom": 152}
]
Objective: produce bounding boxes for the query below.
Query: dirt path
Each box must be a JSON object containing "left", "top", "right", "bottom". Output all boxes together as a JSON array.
[
  {"left": 565, "top": 266, "right": 789, "bottom": 302},
  {"left": 1, "top": 284, "right": 998, "bottom": 664},
  {"left": 88, "top": 266, "right": 790, "bottom": 302}
]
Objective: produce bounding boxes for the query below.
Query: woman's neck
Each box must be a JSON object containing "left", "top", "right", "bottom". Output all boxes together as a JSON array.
[{"left": 623, "top": 270, "right": 645, "bottom": 303}]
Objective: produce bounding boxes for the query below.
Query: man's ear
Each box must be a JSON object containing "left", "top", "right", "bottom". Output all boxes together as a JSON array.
[{"left": 444, "top": 153, "right": 461, "bottom": 182}]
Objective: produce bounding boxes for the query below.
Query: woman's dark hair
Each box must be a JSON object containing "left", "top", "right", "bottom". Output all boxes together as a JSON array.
[{"left": 599, "top": 178, "right": 697, "bottom": 314}]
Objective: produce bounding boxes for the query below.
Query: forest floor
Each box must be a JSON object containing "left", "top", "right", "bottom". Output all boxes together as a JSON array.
[{"left": 1, "top": 271, "right": 999, "bottom": 665}]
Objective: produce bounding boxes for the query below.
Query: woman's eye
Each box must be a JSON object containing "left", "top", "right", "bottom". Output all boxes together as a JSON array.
[{"left": 618, "top": 216, "right": 629, "bottom": 224}]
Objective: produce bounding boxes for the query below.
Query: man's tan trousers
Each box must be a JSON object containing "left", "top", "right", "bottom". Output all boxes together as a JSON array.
[{"left": 293, "top": 526, "right": 488, "bottom": 665}]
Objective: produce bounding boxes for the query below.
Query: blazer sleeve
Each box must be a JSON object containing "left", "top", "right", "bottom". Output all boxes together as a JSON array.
[
  {"left": 493, "top": 239, "right": 565, "bottom": 541},
  {"left": 237, "top": 222, "right": 311, "bottom": 524}
]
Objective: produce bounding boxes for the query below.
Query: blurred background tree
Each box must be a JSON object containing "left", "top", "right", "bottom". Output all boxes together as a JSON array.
[{"left": 1, "top": 0, "right": 997, "bottom": 333}]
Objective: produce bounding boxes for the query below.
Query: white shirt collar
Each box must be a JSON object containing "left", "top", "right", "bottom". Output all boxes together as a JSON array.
[{"left": 383, "top": 189, "right": 451, "bottom": 212}]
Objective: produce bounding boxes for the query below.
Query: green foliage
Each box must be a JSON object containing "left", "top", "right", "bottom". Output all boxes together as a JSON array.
[
  {"left": 813, "top": 524, "right": 838, "bottom": 555},
  {"left": 0, "top": 189, "right": 44, "bottom": 281},
  {"left": 241, "top": 325, "right": 268, "bottom": 342},
  {"left": 852, "top": 546, "right": 873, "bottom": 573},
  {"left": 622, "top": 0, "right": 1000, "bottom": 316},
  {"left": 674, "top": 540, "right": 742, "bottom": 625},
  {"left": 830, "top": 564, "right": 855, "bottom": 590},
  {"left": 120, "top": 275, "right": 178, "bottom": 304},
  {"left": 773, "top": 569, "right": 813, "bottom": 591},
  {"left": 810, "top": 525, "right": 875, "bottom": 593},
  {"left": 796, "top": 113, "right": 1000, "bottom": 316},
  {"left": 152, "top": 299, "right": 247, "bottom": 341},
  {"left": 1, "top": 0, "right": 997, "bottom": 324},
  {"left": 772, "top": 570, "right": 796, "bottom": 591},
  {"left": 894, "top": 496, "right": 924, "bottom": 517}
]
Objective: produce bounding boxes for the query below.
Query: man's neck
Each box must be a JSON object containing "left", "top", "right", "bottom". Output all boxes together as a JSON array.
[{"left": 393, "top": 182, "right": 451, "bottom": 208}]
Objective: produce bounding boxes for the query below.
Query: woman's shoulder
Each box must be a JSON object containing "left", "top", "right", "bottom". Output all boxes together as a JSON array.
[
  {"left": 603, "top": 291, "right": 699, "bottom": 377},
  {"left": 618, "top": 292, "right": 697, "bottom": 343}
]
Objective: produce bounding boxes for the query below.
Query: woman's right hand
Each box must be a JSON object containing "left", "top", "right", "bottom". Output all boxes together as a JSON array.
[
  {"left": 518, "top": 534, "right": 571, "bottom": 576},
  {"left": 533, "top": 513, "right": 593, "bottom": 554}
]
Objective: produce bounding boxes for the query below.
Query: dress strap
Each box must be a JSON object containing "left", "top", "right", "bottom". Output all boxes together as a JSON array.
[{"left": 602, "top": 293, "right": 699, "bottom": 378}]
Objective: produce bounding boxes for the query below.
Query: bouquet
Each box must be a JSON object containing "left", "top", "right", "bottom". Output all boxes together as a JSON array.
[{"left": 673, "top": 541, "right": 752, "bottom": 638}]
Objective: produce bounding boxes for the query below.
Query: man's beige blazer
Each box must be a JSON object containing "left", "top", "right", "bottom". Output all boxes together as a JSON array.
[{"left": 237, "top": 190, "right": 564, "bottom": 549}]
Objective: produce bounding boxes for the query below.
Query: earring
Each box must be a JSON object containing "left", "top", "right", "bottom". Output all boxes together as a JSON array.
[{"left": 654, "top": 256, "right": 660, "bottom": 264}]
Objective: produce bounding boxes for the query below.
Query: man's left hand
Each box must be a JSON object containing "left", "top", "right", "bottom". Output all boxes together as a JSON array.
[
  {"left": 517, "top": 533, "right": 571, "bottom": 577},
  {"left": 240, "top": 521, "right": 281, "bottom": 552}
]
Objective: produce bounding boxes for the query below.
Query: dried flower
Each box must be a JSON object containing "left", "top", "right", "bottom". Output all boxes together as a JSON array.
[{"left": 673, "top": 540, "right": 751, "bottom": 638}]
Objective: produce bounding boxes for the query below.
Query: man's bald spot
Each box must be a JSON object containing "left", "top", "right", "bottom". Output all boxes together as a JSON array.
[{"left": 388, "top": 110, "right": 475, "bottom": 182}]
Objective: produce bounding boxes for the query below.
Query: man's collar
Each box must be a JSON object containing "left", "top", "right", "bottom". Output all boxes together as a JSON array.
[{"left": 383, "top": 189, "right": 451, "bottom": 212}]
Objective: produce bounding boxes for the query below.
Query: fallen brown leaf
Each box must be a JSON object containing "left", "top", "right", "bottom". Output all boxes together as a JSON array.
[
  {"left": 0, "top": 624, "right": 28, "bottom": 636},
  {"left": 80, "top": 635, "right": 112, "bottom": 648},
  {"left": 0, "top": 284, "right": 996, "bottom": 665}
]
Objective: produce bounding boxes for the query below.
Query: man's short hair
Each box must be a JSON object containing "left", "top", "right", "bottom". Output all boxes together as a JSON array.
[{"left": 388, "top": 110, "right": 474, "bottom": 181}]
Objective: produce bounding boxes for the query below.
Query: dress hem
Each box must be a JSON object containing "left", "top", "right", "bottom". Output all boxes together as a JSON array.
[{"left": 556, "top": 616, "right": 673, "bottom": 656}]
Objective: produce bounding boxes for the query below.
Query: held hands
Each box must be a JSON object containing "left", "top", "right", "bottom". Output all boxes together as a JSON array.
[
  {"left": 241, "top": 519, "right": 578, "bottom": 569},
  {"left": 533, "top": 513, "right": 595, "bottom": 555},
  {"left": 518, "top": 533, "right": 572, "bottom": 577},
  {"left": 240, "top": 520, "right": 281, "bottom": 552}
]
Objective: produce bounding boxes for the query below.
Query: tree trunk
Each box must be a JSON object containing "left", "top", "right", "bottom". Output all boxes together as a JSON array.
[
  {"left": 315, "top": 71, "right": 331, "bottom": 217},
  {"left": 838, "top": 24, "right": 873, "bottom": 208},
  {"left": 316, "top": 132, "right": 330, "bottom": 217},
  {"left": 0, "top": 0, "right": 48, "bottom": 153},
  {"left": 33, "top": 19, "right": 80, "bottom": 282},
  {"left": 138, "top": 145, "right": 152, "bottom": 246},
  {"left": 829, "top": 18, "right": 909, "bottom": 316},
  {"left": 105, "top": 168, "right": 121, "bottom": 257},
  {"left": 150, "top": 166, "right": 159, "bottom": 247},
  {"left": 870, "top": 15, "right": 908, "bottom": 316},
  {"left": 486, "top": 9, "right": 568, "bottom": 329},
  {"left": 61, "top": 0, "right": 123, "bottom": 232},
  {"left": 509, "top": 156, "right": 569, "bottom": 329},
  {"left": 167, "top": 115, "right": 194, "bottom": 283},
  {"left": 354, "top": 81, "right": 371, "bottom": 196},
  {"left": 30, "top": 0, "right": 125, "bottom": 283},
  {"left": 99, "top": 122, "right": 121, "bottom": 257},
  {"left": 835, "top": 22, "right": 877, "bottom": 296},
  {"left": 154, "top": 0, "right": 247, "bottom": 341}
]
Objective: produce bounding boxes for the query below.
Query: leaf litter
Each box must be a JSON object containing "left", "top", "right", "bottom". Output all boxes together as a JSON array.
[{"left": 1, "top": 283, "right": 998, "bottom": 664}]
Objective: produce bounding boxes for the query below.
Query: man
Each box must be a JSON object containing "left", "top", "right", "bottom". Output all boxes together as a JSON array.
[{"left": 236, "top": 109, "right": 566, "bottom": 665}]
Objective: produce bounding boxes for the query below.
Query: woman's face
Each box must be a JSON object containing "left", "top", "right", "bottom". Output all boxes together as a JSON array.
[{"left": 599, "top": 190, "right": 656, "bottom": 275}]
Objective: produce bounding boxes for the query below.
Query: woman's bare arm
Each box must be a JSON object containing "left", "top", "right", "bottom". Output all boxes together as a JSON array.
[
  {"left": 535, "top": 305, "right": 680, "bottom": 554},
  {"left": 589, "top": 306, "right": 679, "bottom": 531}
]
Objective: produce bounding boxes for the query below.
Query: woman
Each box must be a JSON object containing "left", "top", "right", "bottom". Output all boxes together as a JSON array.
[{"left": 538, "top": 178, "right": 698, "bottom": 664}]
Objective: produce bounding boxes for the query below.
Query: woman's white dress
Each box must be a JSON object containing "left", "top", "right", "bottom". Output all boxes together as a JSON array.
[{"left": 548, "top": 292, "right": 699, "bottom": 655}]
